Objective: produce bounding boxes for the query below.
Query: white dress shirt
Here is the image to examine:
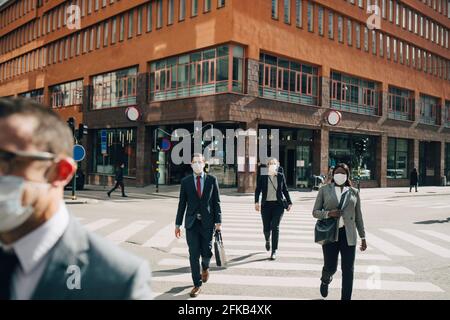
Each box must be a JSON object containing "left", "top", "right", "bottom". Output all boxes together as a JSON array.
[
  {"left": 0, "top": 201, "right": 69, "bottom": 300},
  {"left": 335, "top": 186, "right": 349, "bottom": 229}
]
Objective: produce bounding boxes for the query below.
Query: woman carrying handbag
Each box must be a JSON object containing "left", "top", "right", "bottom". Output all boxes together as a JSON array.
[
  {"left": 255, "top": 158, "right": 292, "bottom": 260},
  {"left": 312, "top": 163, "right": 367, "bottom": 300}
]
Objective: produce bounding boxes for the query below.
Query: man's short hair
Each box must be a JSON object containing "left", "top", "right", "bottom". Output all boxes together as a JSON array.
[
  {"left": 0, "top": 97, "right": 74, "bottom": 157},
  {"left": 192, "top": 153, "right": 205, "bottom": 162}
]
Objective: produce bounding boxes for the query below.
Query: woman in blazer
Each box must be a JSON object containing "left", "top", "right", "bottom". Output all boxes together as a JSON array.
[
  {"left": 255, "top": 158, "right": 292, "bottom": 260},
  {"left": 312, "top": 163, "right": 367, "bottom": 300}
]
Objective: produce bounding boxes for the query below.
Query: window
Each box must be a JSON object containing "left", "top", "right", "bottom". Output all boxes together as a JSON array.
[
  {"left": 93, "top": 67, "right": 138, "bottom": 109},
  {"left": 104, "top": 21, "right": 109, "bottom": 47},
  {"left": 119, "top": 15, "right": 124, "bottom": 41},
  {"left": 192, "top": 0, "right": 198, "bottom": 16},
  {"left": 111, "top": 18, "right": 117, "bottom": 44},
  {"left": 318, "top": 6, "right": 323, "bottom": 35},
  {"left": 168, "top": 0, "right": 174, "bottom": 24},
  {"left": 307, "top": 2, "right": 313, "bottom": 32},
  {"left": 355, "top": 23, "right": 360, "bottom": 48},
  {"left": 128, "top": 10, "right": 134, "bottom": 38},
  {"left": 157, "top": 0, "right": 163, "bottom": 28},
  {"left": 393, "top": 38, "right": 397, "bottom": 61},
  {"left": 379, "top": 33, "right": 384, "bottom": 56},
  {"left": 150, "top": 45, "right": 244, "bottom": 101},
  {"left": 295, "top": 0, "right": 302, "bottom": 27},
  {"left": 347, "top": 20, "right": 352, "bottom": 46},
  {"left": 90, "top": 27, "right": 95, "bottom": 50},
  {"left": 96, "top": 25, "right": 101, "bottom": 49},
  {"left": 137, "top": 7, "right": 143, "bottom": 34},
  {"left": 419, "top": 94, "right": 440, "bottom": 125},
  {"left": 389, "top": 0, "right": 393, "bottom": 22},
  {"left": 338, "top": 16, "right": 343, "bottom": 43},
  {"left": 388, "top": 138, "right": 410, "bottom": 179},
  {"left": 372, "top": 30, "right": 377, "bottom": 55},
  {"left": 272, "top": 0, "right": 278, "bottom": 19},
  {"left": 50, "top": 79, "right": 83, "bottom": 108},
  {"left": 328, "top": 12, "right": 334, "bottom": 39},
  {"left": 204, "top": 0, "right": 211, "bottom": 12},
  {"left": 284, "top": 0, "right": 290, "bottom": 24},
  {"left": 147, "top": 3, "right": 152, "bottom": 32},
  {"left": 179, "top": 0, "right": 186, "bottom": 20},
  {"left": 364, "top": 26, "right": 369, "bottom": 51},
  {"left": 218, "top": 0, "right": 225, "bottom": 8}
]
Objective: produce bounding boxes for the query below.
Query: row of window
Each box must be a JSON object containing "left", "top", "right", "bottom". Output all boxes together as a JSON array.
[
  {"left": 0, "top": 0, "right": 42, "bottom": 29},
  {"left": 270, "top": 1, "right": 450, "bottom": 82},
  {"left": 0, "top": 0, "right": 225, "bottom": 56},
  {"left": 343, "top": 0, "right": 450, "bottom": 50},
  {"left": 419, "top": 0, "right": 450, "bottom": 18}
]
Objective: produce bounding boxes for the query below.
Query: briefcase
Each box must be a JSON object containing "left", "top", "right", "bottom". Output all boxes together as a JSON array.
[{"left": 214, "top": 230, "right": 227, "bottom": 268}]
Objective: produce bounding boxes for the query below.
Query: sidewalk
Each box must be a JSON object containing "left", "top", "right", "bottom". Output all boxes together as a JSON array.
[{"left": 65, "top": 183, "right": 450, "bottom": 203}]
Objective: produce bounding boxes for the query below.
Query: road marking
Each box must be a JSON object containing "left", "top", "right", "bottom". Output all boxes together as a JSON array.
[
  {"left": 76, "top": 217, "right": 85, "bottom": 222},
  {"left": 105, "top": 220, "right": 154, "bottom": 244},
  {"left": 364, "top": 232, "right": 413, "bottom": 256},
  {"left": 429, "top": 205, "right": 450, "bottom": 209},
  {"left": 418, "top": 230, "right": 450, "bottom": 243},
  {"left": 222, "top": 217, "right": 315, "bottom": 223},
  {"left": 381, "top": 229, "right": 450, "bottom": 258},
  {"left": 152, "top": 292, "right": 302, "bottom": 300},
  {"left": 222, "top": 223, "right": 313, "bottom": 230},
  {"left": 142, "top": 224, "right": 175, "bottom": 248},
  {"left": 83, "top": 218, "right": 118, "bottom": 232},
  {"left": 159, "top": 258, "right": 414, "bottom": 275},
  {"left": 223, "top": 233, "right": 313, "bottom": 241},
  {"left": 221, "top": 227, "right": 312, "bottom": 235},
  {"left": 169, "top": 247, "right": 390, "bottom": 261},
  {"left": 152, "top": 273, "right": 443, "bottom": 292},
  {"left": 177, "top": 239, "right": 318, "bottom": 248}
]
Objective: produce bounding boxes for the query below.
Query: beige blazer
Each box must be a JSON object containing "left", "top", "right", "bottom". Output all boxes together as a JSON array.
[{"left": 312, "top": 183, "right": 366, "bottom": 246}]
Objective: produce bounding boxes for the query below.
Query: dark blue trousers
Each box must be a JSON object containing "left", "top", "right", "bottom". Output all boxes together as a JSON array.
[{"left": 186, "top": 219, "right": 214, "bottom": 287}]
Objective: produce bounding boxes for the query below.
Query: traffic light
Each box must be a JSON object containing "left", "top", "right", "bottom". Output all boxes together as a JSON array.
[
  {"left": 67, "top": 117, "right": 75, "bottom": 137},
  {"left": 354, "top": 138, "right": 369, "bottom": 156},
  {"left": 77, "top": 123, "right": 89, "bottom": 141}
]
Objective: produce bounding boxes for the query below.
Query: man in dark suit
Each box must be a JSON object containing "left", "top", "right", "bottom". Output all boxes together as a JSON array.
[
  {"left": 175, "top": 153, "right": 222, "bottom": 298},
  {"left": 0, "top": 98, "right": 152, "bottom": 300},
  {"left": 107, "top": 163, "right": 127, "bottom": 198}
]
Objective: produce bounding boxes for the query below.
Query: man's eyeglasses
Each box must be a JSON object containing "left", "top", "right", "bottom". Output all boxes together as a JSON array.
[{"left": 0, "top": 148, "right": 56, "bottom": 161}]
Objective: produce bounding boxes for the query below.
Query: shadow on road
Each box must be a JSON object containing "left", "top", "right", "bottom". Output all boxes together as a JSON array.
[{"left": 414, "top": 217, "right": 450, "bottom": 224}]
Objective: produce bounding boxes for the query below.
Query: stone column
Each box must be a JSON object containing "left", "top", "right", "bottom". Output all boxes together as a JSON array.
[
  {"left": 313, "top": 127, "right": 329, "bottom": 176},
  {"left": 237, "top": 121, "right": 258, "bottom": 193},
  {"left": 247, "top": 59, "right": 259, "bottom": 97},
  {"left": 376, "top": 134, "right": 388, "bottom": 187},
  {"left": 135, "top": 124, "right": 152, "bottom": 187}
]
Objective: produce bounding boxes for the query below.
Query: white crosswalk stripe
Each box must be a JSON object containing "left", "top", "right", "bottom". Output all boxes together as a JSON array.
[
  {"left": 152, "top": 292, "right": 302, "bottom": 300},
  {"left": 381, "top": 229, "right": 450, "bottom": 258},
  {"left": 364, "top": 232, "right": 413, "bottom": 256},
  {"left": 105, "top": 220, "right": 154, "bottom": 244},
  {"left": 418, "top": 230, "right": 450, "bottom": 243},
  {"left": 143, "top": 224, "right": 175, "bottom": 248},
  {"left": 83, "top": 218, "right": 118, "bottom": 231}
]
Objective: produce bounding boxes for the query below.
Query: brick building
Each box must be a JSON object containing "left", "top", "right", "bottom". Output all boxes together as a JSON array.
[{"left": 1, "top": 0, "right": 449, "bottom": 191}]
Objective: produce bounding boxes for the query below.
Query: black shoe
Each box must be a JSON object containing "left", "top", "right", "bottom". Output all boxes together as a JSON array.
[
  {"left": 320, "top": 282, "right": 329, "bottom": 298},
  {"left": 265, "top": 241, "right": 270, "bottom": 252},
  {"left": 107, "top": 192, "right": 111, "bottom": 198},
  {"left": 270, "top": 251, "right": 277, "bottom": 260},
  {"left": 122, "top": 195, "right": 128, "bottom": 197}
]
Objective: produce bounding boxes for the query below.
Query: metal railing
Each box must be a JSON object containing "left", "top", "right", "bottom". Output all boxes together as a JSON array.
[{"left": 388, "top": 93, "right": 415, "bottom": 121}]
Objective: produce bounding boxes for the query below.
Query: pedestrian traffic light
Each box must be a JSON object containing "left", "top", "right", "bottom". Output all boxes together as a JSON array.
[
  {"left": 77, "top": 123, "right": 89, "bottom": 140},
  {"left": 67, "top": 117, "right": 75, "bottom": 137}
]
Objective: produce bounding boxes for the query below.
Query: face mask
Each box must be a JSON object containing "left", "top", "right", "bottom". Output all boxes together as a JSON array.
[
  {"left": 268, "top": 164, "right": 278, "bottom": 175},
  {"left": 191, "top": 163, "right": 204, "bottom": 175},
  {"left": 0, "top": 176, "right": 49, "bottom": 233},
  {"left": 333, "top": 173, "right": 347, "bottom": 186}
]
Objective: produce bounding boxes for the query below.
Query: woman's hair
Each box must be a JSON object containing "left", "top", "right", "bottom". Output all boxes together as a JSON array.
[
  {"left": 267, "top": 157, "right": 279, "bottom": 165},
  {"left": 331, "top": 163, "right": 353, "bottom": 187}
]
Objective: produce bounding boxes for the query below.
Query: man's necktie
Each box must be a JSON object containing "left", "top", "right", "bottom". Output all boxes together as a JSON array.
[
  {"left": 0, "top": 249, "right": 19, "bottom": 300},
  {"left": 196, "top": 176, "right": 202, "bottom": 198}
]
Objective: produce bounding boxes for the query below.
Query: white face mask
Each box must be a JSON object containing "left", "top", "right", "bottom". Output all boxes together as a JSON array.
[
  {"left": 191, "top": 162, "right": 204, "bottom": 175},
  {"left": 0, "top": 176, "right": 36, "bottom": 233},
  {"left": 333, "top": 173, "right": 348, "bottom": 186},
  {"left": 268, "top": 164, "right": 278, "bottom": 175}
]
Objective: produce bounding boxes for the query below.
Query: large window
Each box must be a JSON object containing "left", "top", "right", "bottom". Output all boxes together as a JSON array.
[
  {"left": 19, "top": 88, "right": 44, "bottom": 104},
  {"left": 92, "top": 67, "right": 137, "bottom": 109},
  {"left": 419, "top": 94, "right": 440, "bottom": 125},
  {"left": 387, "top": 138, "right": 410, "bottom": 179},
  {"left": 50, "top": 79, "right": 83, "bottom": 108},
  {"left": 330, "top": 71, "right": 381, "bottom": 115},
  {"left": 329, "top": 133, "right": 377, "bottom": 180},
  {"left": 91, "top": 128, "right": 137, "bottom": 178},
  {"left": 150, "top": 44, "right": 244, "bottom": 101},
  {"left": 388, "top": 86, "right": 414, "bottom": 121},
  {"left": 259, "top": 53, "right": 319, "bottom": 106}
]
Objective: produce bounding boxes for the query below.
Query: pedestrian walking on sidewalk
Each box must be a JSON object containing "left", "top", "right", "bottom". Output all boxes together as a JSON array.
[
  {"left": 410, "top": 168, "right": 419, "bottom": 193},
  {"left": 107, "top": 163, "right": 127, "bottom": 198},
  {"left": 175, "top": 154, "right": 222, "bottom": 298},
  {"left": 312, "top": 163, "right": 367, "bottom": 300},
  {"left": 255, "top": 158, "right": 292, "bottom": 261}
]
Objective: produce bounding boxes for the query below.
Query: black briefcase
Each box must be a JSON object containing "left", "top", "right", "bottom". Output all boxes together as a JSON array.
[
  {"left": 314, "top": 217, "right": 338, "bottom": 245},
  {"left": 214, "top": 230, "right": 227, "bottom": 268}
]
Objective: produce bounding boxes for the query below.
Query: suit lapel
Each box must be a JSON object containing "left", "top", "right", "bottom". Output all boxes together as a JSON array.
[
  {"left": 31, "top": 217, "right": 90, "bottom": 299},
  {"left": 201, "top": 174, "right": 210, "bottom": 200}
]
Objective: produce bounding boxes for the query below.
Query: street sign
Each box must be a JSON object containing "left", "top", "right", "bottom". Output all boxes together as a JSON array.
[
  {"left": 161, "top": 138, "right": 172, "bottom": 152},
  {"left": 73, "top": 144, "right": 86, "bottom": 162},
  {"left": 101, "top": 130, "right": 107, "bottom": 155}
]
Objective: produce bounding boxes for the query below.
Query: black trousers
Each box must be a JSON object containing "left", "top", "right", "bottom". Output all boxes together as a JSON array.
[
  {"left": 186, "top": 219, "right": 214, "bottom": 288},
  {"left": 261, "top": 201, "right": 284, "bottom": 253},
  {"left": 108, "top": 181, "right": 125, "bottom": 196},
  {"left": 410, "top": 184, "right": 418, "bottom": 192},
  {"left": 321, "top": 227, "right": 356, "bottom": 300}
]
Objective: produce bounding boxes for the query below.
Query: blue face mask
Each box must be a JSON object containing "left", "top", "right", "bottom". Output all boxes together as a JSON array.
[{"left": 0, "top": 176, "right": 35, "bottom": 233}]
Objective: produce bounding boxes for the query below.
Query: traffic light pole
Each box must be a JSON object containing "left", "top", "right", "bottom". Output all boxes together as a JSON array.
[{"left": 72, "top": 162, "right": 77, "bottom": 200}]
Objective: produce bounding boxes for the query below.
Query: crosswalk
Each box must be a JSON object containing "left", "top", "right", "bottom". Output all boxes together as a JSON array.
[
  {"left": 366, "top": 198, "right": 450, "bottom": 210},
  {"left": 74, "top": 204, "right": 450, "bottom": 300}
]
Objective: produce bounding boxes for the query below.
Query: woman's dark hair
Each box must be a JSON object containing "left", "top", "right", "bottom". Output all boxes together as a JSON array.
[{"left": 331, "top": 163, "right": 353, "bottom": 187}]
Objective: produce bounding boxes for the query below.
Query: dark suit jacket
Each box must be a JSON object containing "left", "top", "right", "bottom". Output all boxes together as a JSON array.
[
  {"left": 115, "top": 167, "right": 124, "bottom": 182},
  {"left": 410, "top": 171, "right": 418, "bottom": 185},
  {"left": 31, "top": 218, "right": 152, "bottom": 300},
  {"left": 176, "top": 174, "right": 222, "bottom": 230},
  {"left": 255, "top": 172, "right": 292, "bottom": 207}
]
